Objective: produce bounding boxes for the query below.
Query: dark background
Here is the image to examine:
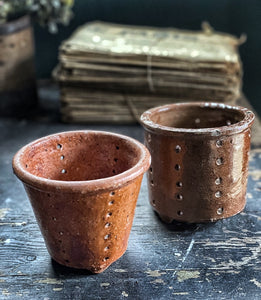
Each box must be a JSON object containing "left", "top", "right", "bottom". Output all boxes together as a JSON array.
[{"left": 34, "top": 0, "right": 261, "bottom": 115}]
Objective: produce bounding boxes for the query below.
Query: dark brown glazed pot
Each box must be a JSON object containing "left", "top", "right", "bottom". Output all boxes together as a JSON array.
[
  {"left": 12, "top": 131, "right": 150, "bottom": 273},
  {"left": 141, "top": 102, "right": 255, "bottom": 223},
  {"left": 0, "top": 15, "right": 37, "bottom": 116}
]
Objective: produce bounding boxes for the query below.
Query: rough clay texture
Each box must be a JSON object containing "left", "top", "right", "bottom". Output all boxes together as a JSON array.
[
  {"left": 13, "top": 131, "right": 150, "bottom": 273},
  {"left": 141, "top": 103, "right": 255, "bottom": 223}
]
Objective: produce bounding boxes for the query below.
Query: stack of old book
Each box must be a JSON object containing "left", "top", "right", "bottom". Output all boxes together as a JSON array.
[{"left": 54, "top": 21, "right": 243, "bottom": 123}]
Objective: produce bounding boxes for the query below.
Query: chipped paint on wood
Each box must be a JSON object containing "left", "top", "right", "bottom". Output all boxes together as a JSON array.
[
  {"left": 53, "top": 288, "right": 63, "bottom": 292},
  {"left": 122, "top": 291, "right": 128, "bottom": 297},
  {"left": 114, "top": 269, "right": 127, "bottom": 273},
  {"left": 145, "top": 270, "right": 166, "bottom": 277},
  {"left": 176, "top": 270, "right": 200, "bottom": 282},
  {"left": 0, "top": 222, "right": 27, "bottom": 227},
  {"left": 100, "top": 283, "right": 110, "bottom": 287},
  {"left": 0, "top": 208, "right": 9, "bottom": 219},
  {"left": 1, "top": 289, "right": 10, "bottom": 296},
  {"left": 35, "top": 278, "right": 63, "bottom": 285},
  {"left": 206, "top": 237, "right": 261, "bottom": 269},
  {"left": 150, "top": 278, "right": 166, "bottom": 285},
  {"left": 250, "top": 279, "right": 261, "bottom": 288},
  {"left": 172, "top": 292, "right": 189, "bottom": 295}
]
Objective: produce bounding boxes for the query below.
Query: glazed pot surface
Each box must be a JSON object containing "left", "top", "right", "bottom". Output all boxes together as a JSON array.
[
  {"left": 141, "top": 102, "right": 255, "bottom": 223},
  {"left": 13, "top": 130, "right": 151, "bottom": 273}
]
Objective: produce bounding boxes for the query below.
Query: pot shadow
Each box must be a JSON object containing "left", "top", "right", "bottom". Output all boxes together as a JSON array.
[
  {"left": 153, "top": 210, "right": 218, "bottom": 233},
  {"left": 51, "top": 259, "right": 95, "bottom": 277}
]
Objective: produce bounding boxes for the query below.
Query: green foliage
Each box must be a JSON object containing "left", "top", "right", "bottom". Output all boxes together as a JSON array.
[{"left": 0, "top": 0, "right": 74, "bottom": 33}]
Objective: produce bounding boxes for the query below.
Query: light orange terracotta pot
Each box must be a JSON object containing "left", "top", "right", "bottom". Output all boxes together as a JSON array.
[{"left": 13, "top": 131, "right": 151, "bottom": 273}]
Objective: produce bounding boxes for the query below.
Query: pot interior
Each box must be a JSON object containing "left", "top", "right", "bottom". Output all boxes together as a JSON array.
[
  {"left": 150, "top": 105, "right": 245, "bottom": 129},
  {"left": 20, "top": 132, "right": 141, "bottom": 181}
]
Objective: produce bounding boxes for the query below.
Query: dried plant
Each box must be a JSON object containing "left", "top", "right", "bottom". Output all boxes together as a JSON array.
[{"left": 0, "top": 0, "right": 74, "bottom": 33}]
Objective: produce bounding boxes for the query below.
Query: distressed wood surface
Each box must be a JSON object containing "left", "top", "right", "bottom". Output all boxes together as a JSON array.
[{"left": 0, "top": 84, "right": 261, "bottom": 299}]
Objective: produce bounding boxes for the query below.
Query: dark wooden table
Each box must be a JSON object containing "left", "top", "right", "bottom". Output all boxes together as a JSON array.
[{"left": 0, "top": 84, "right": 261, "bottom": 299}]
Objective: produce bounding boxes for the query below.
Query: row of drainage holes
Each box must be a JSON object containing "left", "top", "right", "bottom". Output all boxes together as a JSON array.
[
  {"left": 54, "top": 191, "right": 115, "bottom": 261},
  {"left": 57, "top": 144, "right": 67, "bottom": 174},
  {"left": 215, "top": 139, "right": 223, "bottom": 212},
  {"left": 151, "top": 203, "right": 223, "bottom": 216},
  {"left": 175, "top": 147, "right": 183, "bottom": 203},
  {"left": 216, "top": 140, "right": 223, "bottom": 211},
  {"left": 103, "top": 191, "right": 115, "bottom": 261},
  {"left": 175, "top": 146, "right": 181, "bottom": 171},
  {"left": 177, "top": 207, "right": 224, "bottom": 217},
  {"left": 57, "top": 240, "right": 70, "bottom": 263},
  {"left": 178, "top": 208, "right": 223, "bottom": 216},
  {"left": 59, "top": 148, "right": 120, "bottom": 175}
]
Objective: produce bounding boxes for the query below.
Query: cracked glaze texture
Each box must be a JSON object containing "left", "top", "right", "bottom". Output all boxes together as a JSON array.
[
  {"left": 141, "top": 102, "right": 255, "bottom": 223},
  {"left": 12, "top": 130, "right": 150, "bottom": 273}
]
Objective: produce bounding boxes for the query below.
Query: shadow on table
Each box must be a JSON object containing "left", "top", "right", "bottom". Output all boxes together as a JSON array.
[
  {"left": 51, "top": 259, "right": 95, "bottom": 277},
  {"left": 153, "top": 211, "right": 217, "bottom": 233}
]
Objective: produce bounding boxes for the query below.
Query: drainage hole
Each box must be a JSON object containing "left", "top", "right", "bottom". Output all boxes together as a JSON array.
[
  {"left": 112, "top": 169, "right": 116, "bottom": 174},
  {"left": 116, "top": 146, "right": 120, "bottom": 150},
  {"left": 104, "top": 246, "right": 109, "bottom": 251},
  {"left": 25, "top": 164, "right": 28, "bottom": 168},
  {"left": 215, "top": 191, "right": 222, "bottom": 198},
  {"left": 176, "top": 181, "right": 182, "bottom": 187},
  {"left": 150, "top": 167, "right": 153, "bottom": 173},
  {"left": 61, "top": 155, "right": 64, "bottom": 160},
  {"left": 216, "top": 158, "right": 223, "bottom": 166},
  {"left": 150, "top": 180, "right": 154, "bottom": 186},
  {"left": 216, "top": 140, "right": 223, "bottom": 147},
  {"left": 217, "top": 207, "right": 223, "bottom": 215},
  {"left": 61, "top": 169, "right": 67, "bottom": 174},
  {"left": 107, "top": 212, "right": 112, "bottom": 217},
  {"left": 52, "top": 217, "right": 57, "bottom": 221},
  {"left": 177, "top": 210, "right": 184, "bottom": 216},
  {"left": 152, "top": 199, "right": 156, "bottom": 206},
  {"left": 114, "top": 158, "right": 118, "bottom": 162},
  {"left": 105, "top": 222, "right": 111, "bottom": 228},
  {"left": 109, "top": 201, "right": 114, "bottom": 205},
  {"left": 104, "top": 257, "right": 110, "bottom": 261},
  {"left": 57, "top": 144, "right": 62, "bottom": 150},
  {"left": 104, "top": 234, "right": 110, "bottom": 240},
  {"left": 175, "top": 164, "right": 181, "bottom": 171},
  {"left": 215, "top": 177, "right": 222, "bottom": 185},
  {"left": 226, "top": 120, "right": 231, "bottom": 125},
  {"left": 175, "top": 145, "right": 181, "bottom": 153},
  {"left": 176, "top": 194, "right": 183, "bottom": 200},
  {"left": 65, "top": 259, "right": 70, "bottom": 263},
  {"left": 59, "top": 231, "right": 63, "bottom": 235},
  {"left": 110, "top": 191, "right": 115, "bottom": 196}
]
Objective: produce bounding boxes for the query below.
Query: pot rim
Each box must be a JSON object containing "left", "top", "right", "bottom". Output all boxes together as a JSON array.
[
  {"left": 12, "top": 130, "right": 151, "bottom": 193},
  {"left": 140, "top": 102, "right": 255, "bottom": 136}
]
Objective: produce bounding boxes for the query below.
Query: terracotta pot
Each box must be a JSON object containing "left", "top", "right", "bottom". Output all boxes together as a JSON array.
[
  {"left": 141, "top": 102, "right": 255, "bottom": 223},
  {"left": 12, "top": 131, "right": 150, "bottom": 273},
  {"left": 0, "top": 15, "right": 37, "bottom": 117}
]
